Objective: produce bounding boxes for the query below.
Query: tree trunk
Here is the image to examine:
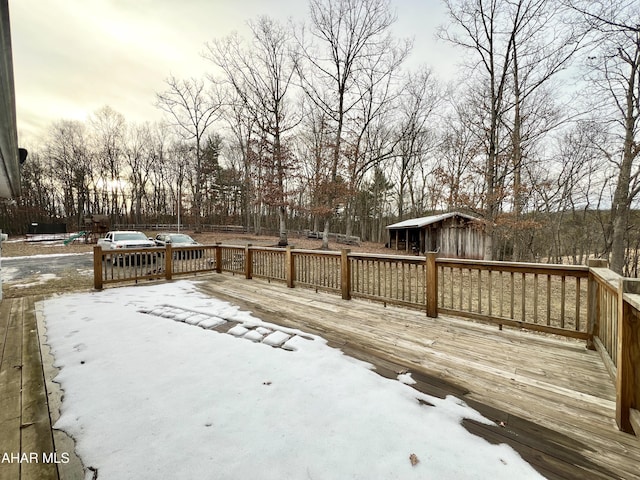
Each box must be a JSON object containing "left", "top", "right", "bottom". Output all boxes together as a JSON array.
[
  {"left": 322, "top": 218, "right": 330, "bottom": 250},
  {"left": 278, "top": 206, "right": 288, "bottom": 246}
]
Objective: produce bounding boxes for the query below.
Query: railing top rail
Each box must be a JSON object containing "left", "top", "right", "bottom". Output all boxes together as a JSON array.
[
  {"left": 215, "top": 244, "right": 246, "bottom": 250},
  {"left": 349, "top": 252, "right": 426, "bottom": 263},
  {"left": 289, "top": 248, "right": 342, "bottom": 257},
  {"left": 97, "top": 246, "right": 165, "bottom": 254},
  {"left": 624, "top": 292, "right": 640, "bottom": 312},
  {"left": 250, "top": 246, "right": 287, "bottom": 253},
  {"left": 436, "top": 257, "right": 590, "bottom": 275},
  {"left": 590, "top": 266, "right": 622, "bottom": 293}
]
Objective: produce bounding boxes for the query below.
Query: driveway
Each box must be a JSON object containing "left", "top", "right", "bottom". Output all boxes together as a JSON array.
[{"left": 1, "top": 253, "right": 93, "bottom": 282}]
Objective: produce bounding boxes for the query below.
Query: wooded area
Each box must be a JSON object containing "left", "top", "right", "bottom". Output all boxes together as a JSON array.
[{"left": 3, "top": 0, "right": 639, "bottom": 274}]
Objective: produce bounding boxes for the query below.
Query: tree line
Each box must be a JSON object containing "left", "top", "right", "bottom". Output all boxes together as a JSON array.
[{"left": 3, "top": 0, "right": 639, "bottom": 275}]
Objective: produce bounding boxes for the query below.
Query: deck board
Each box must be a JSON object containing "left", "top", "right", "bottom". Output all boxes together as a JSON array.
[
  {"left": 21, "top": 296, "right": 59, "bottom": 480},
  {"left": 197, "top": 274, "right": 640, "bottom": 480},
  {"left": 0, "top": 298, "right": 22, "bottom": 480},
  {"left": 3, "top": 275, "right": 638, "bottom": 479},
  {"left": 0, "top": 297, "right": 60, "bottom": 480}
]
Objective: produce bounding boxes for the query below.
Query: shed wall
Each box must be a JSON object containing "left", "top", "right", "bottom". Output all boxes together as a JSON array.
[{"left": 388, "top": 216, "right": 486, "bottom": 259}]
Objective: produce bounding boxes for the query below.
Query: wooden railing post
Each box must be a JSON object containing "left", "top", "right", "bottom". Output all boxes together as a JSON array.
[
  {"left": 245, "top": 244, "right": 253, "bottom": 279},
  {"left": 587, "top": 259, "right": 608, "bottom": 350},
  {"left": 426, "top": 252, "right": 438, "bottom": 318},
  {"left": 215, "top": 243, "right": 222, "bottom": 273},
  {"left": 165, "top": 244, "right": 173, "bottom": 281},
  {"left": 341, "top": 249, "right": 351, "bottom": 300},
  {"left": 286, "top": 246, "right": 294, "bottom": 288},
  {"left": 616, "top": 278, "right": 640, "bottom": 433},
  {"left": 93, "top": 246, "right": 103, "bottom": 290}
]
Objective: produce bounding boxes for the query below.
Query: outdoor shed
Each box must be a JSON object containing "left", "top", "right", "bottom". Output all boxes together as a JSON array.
[{"left": 386, "top": 212, "right": 487, "bottom": 259}]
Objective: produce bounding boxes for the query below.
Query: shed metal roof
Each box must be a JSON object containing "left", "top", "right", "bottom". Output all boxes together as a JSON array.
[{"left": 386, "top": 212, "right": 481, "bottom": 230}]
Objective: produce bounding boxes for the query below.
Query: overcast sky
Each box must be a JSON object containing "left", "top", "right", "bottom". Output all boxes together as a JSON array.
[{"left": 9, "top": 0, "right": 459, "bottom": 146}]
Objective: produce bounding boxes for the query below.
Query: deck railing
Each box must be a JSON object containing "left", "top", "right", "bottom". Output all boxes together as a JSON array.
[
  {"left": 350, "top": 253, "right": 427, "bottom": 308},
  {"left": 292, "top": 249, "right": 342, "bottom": 293},
  {"left": 587, "top": 260, "right": 640, "bottom": 436},
  {"left": 437, "top": 259, "right": 590, "bottom": 339},
  {"left": 93, "top": 244, "right": 640, "bottom": 435},
  {"left": 588, "top": 262, "right": 621, "bottom": 376}
]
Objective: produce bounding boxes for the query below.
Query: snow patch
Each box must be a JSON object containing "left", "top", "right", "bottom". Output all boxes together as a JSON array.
[
  {"left": 398, "top": 372, "right": 417, "bottom": 385},
  {"left": 263, "top": 331, "right": 291, "bottom": 347},
  {"left": 42, "top": 281, "right": 543, "bottom": 480},
  {"left": 11, "top": 273, "right": 58, "bottom": 288}
]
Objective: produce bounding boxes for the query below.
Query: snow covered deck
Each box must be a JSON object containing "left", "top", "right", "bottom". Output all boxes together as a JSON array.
[
  {"left": 198, "top": 274, "right": 640, "bottom": 480},
  {"left": 1, "top": 278, "right": 639, "bottom": 479}
]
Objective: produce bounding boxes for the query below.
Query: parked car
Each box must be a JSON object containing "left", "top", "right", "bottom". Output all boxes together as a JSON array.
[
  {"left": 97, "top": 231, "right": 157, "bottom": 266},
  {"left": 154, "top": 233, "right": 203, "bottom": 259}
]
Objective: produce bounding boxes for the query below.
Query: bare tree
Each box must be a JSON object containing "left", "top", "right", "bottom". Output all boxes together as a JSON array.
[
  {"left": 206, "top": 17, "right": 299, "bottom": 245},
  {"left": 393, "top": 67, "right": 442, "bottom": 220},
  {"left": 124, "top": 123, "right": 156, "bottom": 223},
  {"left": 217, "top": 86, "right": 259, "bottom": 230},
  {"left": 146, "top": 123, "right": 172, "bottom": 222},
  {"left": 295, "top": 0, "right": 408, "bottom": 249},
  {"left": 434, "top": 95, "right": 484, "bottom": 212},
  {"left": 441, "top": 0, "right": 584, "bottom": 259},
  {"left": 46, "top": 120, "right": 92, "bottom": 226},
  {"left": 295, "top": 101, "right": 335, "bottom": 232},
  {"left": 341, "top": 41, "right": 409, "bottom": 237},
  {"left": 568, "top": 0, "right": 640, "bottom": 274},
  {"left": 89, "top": 106, "right": 126, "bottom": 218},
  {"left": 440, "top": 0, "right": 519, "bottom": 258},
  {"left": 156, "top": 77, "right": 221, "bottom": 232}
]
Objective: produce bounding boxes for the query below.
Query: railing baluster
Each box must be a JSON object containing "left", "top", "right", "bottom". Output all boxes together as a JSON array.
[
  {"left": 546, "top": 274, "right": 552, "bottom": 326},
  {"left": 575, "top": 277, "right": 581, "bottom": 331},
  {"left": 533, "top": 274, "right": 539, "bottom": 324},
  {"left": 477, "top": 269, "right": 482, "bottom": 313},
  {"left": 450, "top": 267, "right": 454, "bottom": 308},
  {"left": 499, "top": 271, "right": 504, "bottom": 318},
  {"left": 561, "top": 275, "right": 566, "bottom": 329},
  {"left": 488, "top": 269, "right": 492, "bottom": 316},
  {"left": 458, "top": 267, "right": 463, "bottom": 310},
  {"left": 521, "top": 273, "right": 526, "bottom": 323},
  {"left": 510, "top": 272, "right": 515, "bottom": 320}
]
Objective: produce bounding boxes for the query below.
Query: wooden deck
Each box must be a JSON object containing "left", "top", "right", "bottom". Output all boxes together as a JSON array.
[
  {"left": 197, "top": 274, "right": 640, "bottom": 480},
  {"left": 2, "top": 275, "right": 639, "bottom": 479},
  {"left": 0, "top": 296, "right": 84, "bottom": 480}
]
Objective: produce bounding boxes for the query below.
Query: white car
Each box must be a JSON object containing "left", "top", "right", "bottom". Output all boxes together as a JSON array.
[
  {"left": 98, "top": 231, "right": 156, "bottom": 250},
  {"left": 98, "top": 231, "right": 156, "bottom": 266}
]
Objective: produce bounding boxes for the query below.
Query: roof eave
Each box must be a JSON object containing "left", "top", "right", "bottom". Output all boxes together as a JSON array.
[{"left": 0, "top": 1, "right": 22, "bottom": 199}]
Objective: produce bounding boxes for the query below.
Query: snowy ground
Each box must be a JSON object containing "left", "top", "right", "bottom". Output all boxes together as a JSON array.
[
  {"left": 1, "top": 253, "right": 93, "bottom": 291},
  {"left": 42, "top": 281, "right": 544, "bottom": 480}
]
